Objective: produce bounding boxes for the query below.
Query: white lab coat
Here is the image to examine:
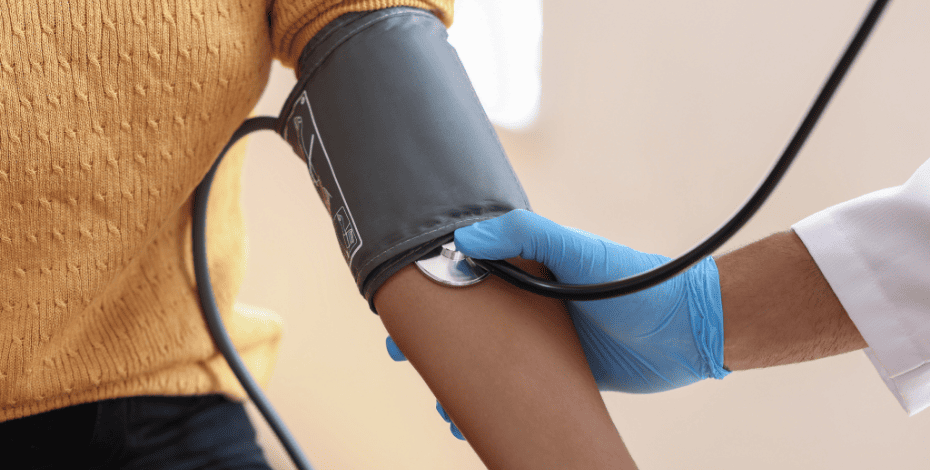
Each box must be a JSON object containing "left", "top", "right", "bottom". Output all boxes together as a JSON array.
[{"left": 792, "top": 158, "right": 930, "bottom": 416}]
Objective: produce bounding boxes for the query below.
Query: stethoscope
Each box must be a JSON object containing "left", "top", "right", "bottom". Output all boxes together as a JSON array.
[{"left": 191, "top": 1, "right": 889, "bottom": 468}]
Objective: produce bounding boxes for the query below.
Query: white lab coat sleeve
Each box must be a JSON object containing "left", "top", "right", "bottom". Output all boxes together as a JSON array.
[{"left": 791, "top": 158, "right": 930, "bottom": 416}]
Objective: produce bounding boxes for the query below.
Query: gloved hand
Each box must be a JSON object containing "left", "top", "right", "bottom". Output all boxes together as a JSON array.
[
  {"left": 383, "top": 208, "right": 729, "bottom": 439},
  {"left": 452, "top": 209, "right": 730, "bottom": 393},
  {"left": 385, "top": 337, "right": 465, "bottom": 440}
]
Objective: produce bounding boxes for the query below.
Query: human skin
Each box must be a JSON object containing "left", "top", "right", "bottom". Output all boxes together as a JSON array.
[
  {"left": 717, "top": 229, "right": 868, "bottom": 371},
  {"left": 374, "top": 257, "right": 639, "bottom": 470},
  {"left": 371, "top": 227, "right": 862, "bottom": 468}
]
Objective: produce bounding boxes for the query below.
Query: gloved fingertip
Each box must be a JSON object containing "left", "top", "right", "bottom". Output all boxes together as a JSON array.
[
  {"left": 454, "top": 222, "right": 522, "bottom": 261},
  {"left": 450, "top": 422, "right": 465, "bottom": 441},
  {"left": 385, "top": 336, "right": 406, "bottom": 361},
  {"left": 452, "top": 224, "right": 493, "bottom": 257},
  {"left": 436, "top": 401, "right": 451, "bottom": 423}
]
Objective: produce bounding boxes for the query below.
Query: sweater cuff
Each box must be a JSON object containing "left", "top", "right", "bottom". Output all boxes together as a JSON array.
[{"left": 272, "top": 0, "right": 454, "bottom": 70}]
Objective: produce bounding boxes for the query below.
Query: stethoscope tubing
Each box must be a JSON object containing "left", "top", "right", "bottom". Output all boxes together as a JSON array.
[
  {"left": 472, "top": 0, "right": 890, "bottom": 301},
  {"left": 191, "top": 1, "right": 889, "bottom": 467}
]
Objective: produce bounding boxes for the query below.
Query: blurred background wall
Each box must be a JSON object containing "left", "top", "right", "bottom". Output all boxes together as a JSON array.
[{"left": 235, "top": 0, "right": 930, "bottom": 468}]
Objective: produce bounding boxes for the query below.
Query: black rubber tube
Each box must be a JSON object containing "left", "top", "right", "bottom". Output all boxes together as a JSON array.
[
  {"left": 471, "top": 0, "right": 890, "bottom": 301},
  {"left": 191, "top": 3, "right": 888, "bottom": 467},
  {"left": 192, "top": 116, "right": 316, "bottom": 470}
]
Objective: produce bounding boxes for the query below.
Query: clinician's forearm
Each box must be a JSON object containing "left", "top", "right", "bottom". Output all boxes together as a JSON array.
[
  {"left": 716, "top": 230, "right": 867, "bottom": 371},
  {"left": 374, "top": 259, "right": 638, "bottom": 470}
]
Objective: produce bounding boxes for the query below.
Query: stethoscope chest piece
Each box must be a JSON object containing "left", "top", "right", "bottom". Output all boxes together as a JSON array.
[{"left": 415, "top": 242, "right": 489, "bottom": 287}]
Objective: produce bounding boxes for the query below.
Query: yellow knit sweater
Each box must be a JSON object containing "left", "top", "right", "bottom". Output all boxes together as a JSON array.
[{"left": 0, "top": 0, "right": 452, "bottom": 422}]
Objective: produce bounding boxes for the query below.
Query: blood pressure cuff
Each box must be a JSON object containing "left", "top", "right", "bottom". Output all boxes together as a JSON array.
[{"left": 276, "top": 7, "right": 532, "bottom": 313}]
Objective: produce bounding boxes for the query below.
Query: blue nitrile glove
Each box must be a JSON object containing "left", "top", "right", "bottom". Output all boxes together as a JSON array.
[
  {"left": 452, "top": 209, "right": 730, "bottom": 393},
  {"left": 385, "top": 337, "right": 465, "bottom": 440}
]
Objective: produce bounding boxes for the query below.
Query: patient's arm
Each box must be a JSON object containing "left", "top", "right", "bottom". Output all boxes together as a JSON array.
[{"left": 374, "top": 258, "right": 638, "bottom": 470}]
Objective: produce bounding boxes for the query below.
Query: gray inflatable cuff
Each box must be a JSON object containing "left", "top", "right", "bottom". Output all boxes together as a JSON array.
[{"left": 278, "top": 7, "right": 531, "bottom": 313}]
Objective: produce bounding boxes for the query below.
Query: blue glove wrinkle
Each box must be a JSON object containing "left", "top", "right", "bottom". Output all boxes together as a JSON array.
[
  {"left": 519, "top": 211, "right": 549, "bottom": 264},
  {"left": 536, "top": 230, "right": 553, "bottom": 268},
  {"left": 687, "top": 257, "right": 731, "bottom": 380},
  {"left": 454, "top": 212, "right": 522, "bottom": 260},
  {"left": 572, "top": 311, "right": 663, "bottom": 393},
  {"left": 632, "top": 303, "right": 680, "bottom": 339},
  {"left": 570, "top": 259, "right": 714, "bottom": 392}
]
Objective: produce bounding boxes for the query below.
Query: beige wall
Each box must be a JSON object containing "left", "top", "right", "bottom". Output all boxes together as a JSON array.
[{"left": 237, "top": 1, "right": 930, "bottom": 468}]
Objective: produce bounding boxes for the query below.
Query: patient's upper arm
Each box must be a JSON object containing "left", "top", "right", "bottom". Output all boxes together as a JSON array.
[{"left": 373, "top": 258, "right": 638, "bottom": 470}]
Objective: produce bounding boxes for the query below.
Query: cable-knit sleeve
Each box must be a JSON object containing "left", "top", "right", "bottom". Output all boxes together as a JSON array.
[
  {"left": 792, "top": 158, "right": 930, "bottom": 416},
  {"left": 269, "top": 0, "right": 454, "bottom": 70}
]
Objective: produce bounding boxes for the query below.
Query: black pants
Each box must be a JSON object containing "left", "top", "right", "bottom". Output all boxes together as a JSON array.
[{"left": 0, "top": 395, "right": 273, "bottom": 470}]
